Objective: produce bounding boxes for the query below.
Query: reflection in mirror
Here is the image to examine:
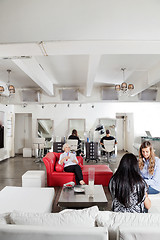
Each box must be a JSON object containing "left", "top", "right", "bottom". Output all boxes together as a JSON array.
[
  {"left": 37, "top": 119, "right": 53, "bottom": 152},
  {"left": 68, "top": 119, "right": 85, "bottom": 140},
  {"left": 99, "top": 118, "right": 116, "bottom": 137}
]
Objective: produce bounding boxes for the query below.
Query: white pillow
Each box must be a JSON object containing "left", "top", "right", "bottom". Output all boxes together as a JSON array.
[
  {"left": 10, "top": 206, "right": 99, "bottom": 227},
  {"left": 0, "top": 213, "right": 11, "bottom": 224},
  {"left": 96, "top": 211, "right": 160, "bottom": 240}
]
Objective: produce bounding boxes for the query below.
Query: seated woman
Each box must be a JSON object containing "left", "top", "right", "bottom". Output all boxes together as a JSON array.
[
  {"left": 139, "top": 141, "right": 160, "bottom": 194},
  {"left": 58, "top": 143, "right": 85, "bottom": 185},
  {"left": 109, "top": 153, "right": 151, "bottom": 213},
  {"left": 68, "top": 129, "right": 83, "bottom": 156}
]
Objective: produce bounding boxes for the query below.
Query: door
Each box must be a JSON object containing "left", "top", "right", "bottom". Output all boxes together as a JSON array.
[
  {"left": 15, "top": 113, "right": 32, "bottom": 154},
  {"left": 116, "top": 115, "right": 125, "bottom": 151}
]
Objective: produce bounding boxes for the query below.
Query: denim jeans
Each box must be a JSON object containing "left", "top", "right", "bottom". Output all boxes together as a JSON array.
[{"left": 148, "top": 186, "right": 160, "bottom": 194}]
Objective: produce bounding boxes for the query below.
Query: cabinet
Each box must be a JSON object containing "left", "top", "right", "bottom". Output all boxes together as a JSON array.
[
  {"left": 85, "top": 142, "right": 99, "bottom": 163},
  {"left": 53, "top": 142, "right": 64, "bottom": 153}
]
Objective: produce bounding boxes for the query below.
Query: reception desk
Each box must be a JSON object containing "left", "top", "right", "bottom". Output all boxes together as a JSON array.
[{"left": 141, "top": 136, "right": 160, "bottom": 157}]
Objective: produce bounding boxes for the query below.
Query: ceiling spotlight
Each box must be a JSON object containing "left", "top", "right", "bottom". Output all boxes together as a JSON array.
[
  {"left": 42, "top": 105, "right": 45, "bottom": 109},
  {"left": 54, "top": 104, "right": 57, "bottom": 108},
  {"left": 67, "top": 104, "right": 70, "bottom": 107},
  {"left": 79, "top": 104, "right": 82, "bottom": 107},
  {"left": 7, "top": 70, "right": 15, "bottom": 94},
  {"left": 92, "top": 105, "right": 94, "bottom": 108}
]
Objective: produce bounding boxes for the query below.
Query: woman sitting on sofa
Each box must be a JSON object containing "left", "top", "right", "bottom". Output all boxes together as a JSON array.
[
  {"left": 109, "top": 153, "right": 151, "bottom": 213},
  {"left": 59, "top": 143, "right": 85, "bottom": 185},
  {"left": 139, "top": 141, "right": 160, "bottom": 194}
]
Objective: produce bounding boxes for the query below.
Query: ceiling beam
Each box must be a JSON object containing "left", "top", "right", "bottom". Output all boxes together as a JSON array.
[
  {"left": 12, "top": 57, "right": 54, "bottom": 96},
  {"left": 86, "top": 55, "right": 101, "bottom": 97},
  {"left": 1, "top": 40, "right": 160, "bottom": 57},
  {"left": 131, "top": 62, "right": 160, "bottom": 96}
]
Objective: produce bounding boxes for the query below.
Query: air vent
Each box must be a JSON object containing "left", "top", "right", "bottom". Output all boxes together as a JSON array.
[
  {"left": 22, "top": 90, "right": 40, "bottom": 102},
  {"left": 61, "top": 89, "right": 78, "bottom": 101},
  {"left": 138, "top": 89, "right": 157, "bottom": 101},
  {"left": 102, "top": 88, "right": 119, "bottom": 100}
]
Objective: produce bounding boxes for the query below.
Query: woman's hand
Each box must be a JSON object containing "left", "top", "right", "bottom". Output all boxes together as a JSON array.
[
  {"left": 72, "top": 159, "right": 77, "bottom": 163},
  {"left": 60, "top": 155, "right": 70, "bottom": 165}
]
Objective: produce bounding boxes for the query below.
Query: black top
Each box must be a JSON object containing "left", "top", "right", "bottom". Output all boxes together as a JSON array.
[
  {"left": 0, "top": 125, "right": 4, "bottom": 148},
  {"left": 100, "top": 136, "right": 116, "bottom": 143},
  {"left": 68, "top": 135, "right": 81, "bottom": 146}
]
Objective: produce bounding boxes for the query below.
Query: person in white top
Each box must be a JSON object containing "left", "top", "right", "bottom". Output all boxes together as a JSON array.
[{"left": 59, "top": 143, "right": 85, "bottom": 185}]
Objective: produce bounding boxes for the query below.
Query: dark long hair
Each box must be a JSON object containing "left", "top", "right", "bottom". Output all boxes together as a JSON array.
[
  {"left": 72, "top": 129, "right": 77, "bottom": 136},
  {"left": 109, "top": 153, "right": 145, "bottom": 208}
]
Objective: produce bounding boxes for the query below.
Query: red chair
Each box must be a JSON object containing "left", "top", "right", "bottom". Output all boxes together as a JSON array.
[{"left": 43, "top": 152, "right": 113, "bottom": 187}]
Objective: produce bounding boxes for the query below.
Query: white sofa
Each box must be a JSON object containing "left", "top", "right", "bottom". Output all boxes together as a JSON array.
[
  {"left": 1, "top": 206, "right": 160, "bottom": 240},
  {"left": 0, "top": 186, "right": 55, "bottom": 213},
  {"left": 0, "top": 186, "right": 160, "bottom": 240},
  {"left": 0, "top": 225, "right": 107, "bottom": 240},
  {"left": 0, "top": 206, "right": 108, "bottom": 240}
]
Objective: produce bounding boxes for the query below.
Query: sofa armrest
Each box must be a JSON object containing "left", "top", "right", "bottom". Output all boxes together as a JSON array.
[
  {"left": 77, "top": 156, "right": 83, "bottom": 166},
  {"left": 43, "top": 152, "right": 57, "bottom": 173}
]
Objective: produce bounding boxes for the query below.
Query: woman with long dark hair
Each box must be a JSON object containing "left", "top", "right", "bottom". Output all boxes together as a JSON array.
[
  {"left": 139, "top": 141, "right": 160, "bottom": 194},
  {"left": 109, "top": 153, "right": 151, "bottom": 213}
]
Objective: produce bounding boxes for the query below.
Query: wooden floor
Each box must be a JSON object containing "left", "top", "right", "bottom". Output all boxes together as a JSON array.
[{"left": 0, "top": 151, "right": 125, "bottom": 212}]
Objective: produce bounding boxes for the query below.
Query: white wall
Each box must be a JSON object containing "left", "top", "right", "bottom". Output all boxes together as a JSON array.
[
  {"left": 0, "top": 104, "right": 14, "bottom": 161},
  {"left": 14, "top": 101, "right": 160, "bottom": 155}
]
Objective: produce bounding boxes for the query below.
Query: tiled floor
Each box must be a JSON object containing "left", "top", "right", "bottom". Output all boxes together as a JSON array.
[{"left": 0, "top": 151, "right": 126, "bottom": 212}]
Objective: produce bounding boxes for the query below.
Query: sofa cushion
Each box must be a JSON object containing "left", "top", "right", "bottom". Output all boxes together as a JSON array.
[
  {"left": 0, "top": 225, "right": 108, "bottom": 240},
  {"left": 117, "top": 225, "right": 160, "bottom": 240},
  {"left": 96, "top": 211, "right": 160, "bottom": 240},
  {"left": 55, "top": 162, "right": 64, "bottom": 172},
  {"left": 10, "top": 206, "right": 99, "bottom": 228}
]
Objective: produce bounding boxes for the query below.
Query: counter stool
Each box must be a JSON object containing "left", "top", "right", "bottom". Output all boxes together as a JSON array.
[{"left": 22, "top": 170, "right": 45, "bottom": 188}]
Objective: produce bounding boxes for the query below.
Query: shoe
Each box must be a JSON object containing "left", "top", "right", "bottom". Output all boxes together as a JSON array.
[{"left": 80, "top": 180, "right": 85, "bottom": 185}]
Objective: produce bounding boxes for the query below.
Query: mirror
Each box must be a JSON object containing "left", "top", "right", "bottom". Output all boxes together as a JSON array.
[
  {"left": 37, "top": 119, "right": 53, "bottom": 152},
  {"left": 99, "top": 118, "right": 116, "bottom": 137},
  {"left": 68, "top": 119, "right": 86, "bottom": 140}
]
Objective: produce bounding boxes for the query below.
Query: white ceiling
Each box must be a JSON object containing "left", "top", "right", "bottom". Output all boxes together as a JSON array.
[{"left": 1, "top": 0, "right": 160, "bottom": 102}]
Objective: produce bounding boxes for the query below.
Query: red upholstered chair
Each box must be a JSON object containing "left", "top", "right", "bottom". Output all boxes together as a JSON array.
[{"left": 43, "top": 152, "right": 113, "bottom": 187}]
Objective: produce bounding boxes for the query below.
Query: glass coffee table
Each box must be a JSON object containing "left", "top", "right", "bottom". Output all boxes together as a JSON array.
[{"left": 58, "top": 185, "right": 108, "bottom": 209}]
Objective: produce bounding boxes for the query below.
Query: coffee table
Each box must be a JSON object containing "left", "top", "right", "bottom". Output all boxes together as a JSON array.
[{"left": 58, "top": 185, "right": 108, "bottom": 209}]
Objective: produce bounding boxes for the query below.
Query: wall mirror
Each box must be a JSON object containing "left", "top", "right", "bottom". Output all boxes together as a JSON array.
[
  {"left": 37, "top": 119, "right": 54, "bottom": 151},
  {"left": 68, "top": 119, "right": 86, "bottom": 140},
  {"left": 99, "top": 118, "right": 116, "bottom": 137}
]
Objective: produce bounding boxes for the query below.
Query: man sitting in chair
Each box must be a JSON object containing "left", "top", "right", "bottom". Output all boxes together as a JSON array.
[{"left": 100, "top": 129, "right": 117, "bottom": 156}]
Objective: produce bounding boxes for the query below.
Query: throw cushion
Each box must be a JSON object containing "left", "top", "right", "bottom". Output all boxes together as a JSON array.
[
  {"left": 10, "top": 206, "right": 99, "bottom": 227},
  {"left": 96, "top": 211, "right": 160, "bottom": 240},
  {"left": 55, "top": 162, "right": 64, "bottom": 172}
]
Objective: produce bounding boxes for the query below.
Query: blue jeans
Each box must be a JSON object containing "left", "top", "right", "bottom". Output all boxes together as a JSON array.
[{"left": 148, "top": 186, "right": 160, "bottom": 194}]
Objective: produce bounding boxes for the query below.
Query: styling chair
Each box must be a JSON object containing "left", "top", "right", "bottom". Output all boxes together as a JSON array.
[
  {"left": 67, "top": 139, "right": 81, "bottom": 155},
  {"left": 33, "top": 138, "right": 45, "bottom": 163},
  {"left": 102, "top": 139, "right": 116, "bottom": 163}
]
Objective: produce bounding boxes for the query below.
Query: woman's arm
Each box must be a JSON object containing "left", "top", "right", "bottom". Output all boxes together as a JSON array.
[
  {"left": 72, "top": 154, "right": 78, "bottom": 163},
  {"left": 144, "top": 192, "right": 151, "bottom": 210},
  {"left": 59, "top": 154, "right": 70, "bottom": 165},
  {"left": 145, "top": 158, "right": 160, "bottom": 187}
]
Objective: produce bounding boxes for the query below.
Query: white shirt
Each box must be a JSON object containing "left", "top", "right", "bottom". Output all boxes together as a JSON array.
[{"left": 58, "top": 152, "right": 78, "bottom": 168}]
